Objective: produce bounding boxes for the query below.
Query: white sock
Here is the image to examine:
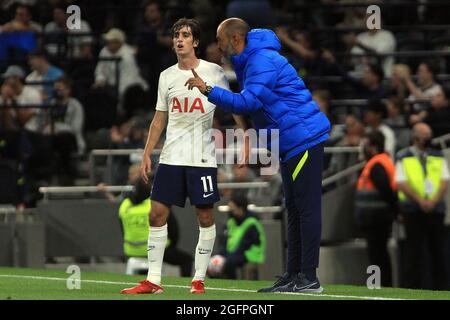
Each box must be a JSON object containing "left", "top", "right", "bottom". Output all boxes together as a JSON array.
[
  {"left": 146, "top": 224, "right": 167, "bottom": 285},
  {"left": 193, "top": 224, "right": 216, "bottom": 281}
]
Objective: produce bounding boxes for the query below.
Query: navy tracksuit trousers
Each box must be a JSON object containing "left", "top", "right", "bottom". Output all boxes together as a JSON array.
[{"left": 280, "top": 142, "right": 324, "bottom": 276}]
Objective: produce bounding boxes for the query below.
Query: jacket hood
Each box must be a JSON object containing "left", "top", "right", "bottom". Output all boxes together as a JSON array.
[{"left": 231, "top": 29, "right": 281, "bottom": 70}]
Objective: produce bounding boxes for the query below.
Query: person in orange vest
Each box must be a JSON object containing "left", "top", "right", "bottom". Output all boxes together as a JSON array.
[{"left": 355, "top": 130, "right": 398, "bottom": 287}]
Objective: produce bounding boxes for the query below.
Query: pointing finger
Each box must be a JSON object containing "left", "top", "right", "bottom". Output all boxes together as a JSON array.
[{"left": 191, "top": 68, "right": 199, "bottom": 78}]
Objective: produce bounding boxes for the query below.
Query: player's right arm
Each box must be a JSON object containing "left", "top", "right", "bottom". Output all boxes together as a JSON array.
[{"left": 141, "top": 110, "right": 167, "bottom": 184}]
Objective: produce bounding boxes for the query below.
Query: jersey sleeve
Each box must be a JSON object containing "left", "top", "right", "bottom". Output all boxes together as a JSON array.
[{"left": 155, "top": 72, "right": 168, "bottom": 111}]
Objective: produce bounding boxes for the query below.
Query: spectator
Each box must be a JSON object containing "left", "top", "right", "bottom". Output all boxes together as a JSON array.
[
  {"left": 215, "top": 191, "right": 266, "bottom": 279},
  {"left": 46, "top": 77, "right": 85, "bottom": 184},
  {"left": 0, "top": 65, "right": 42, "bottom": 132},
  {"left": 0, "top": 4, "right": 39, "bottom": 65},
  {"left": 26, "top": 49, "right": 65, "bottom": 101},
  {"left": 189, "top": 0, "right": 217, "bottom": 44},
  {"left": 402, "top": 61, "right": 442, "bottom": 113},
  {"left": 364, "top": 100, "right": 396, "bottom": 157},
  {"left": 94, "top": 28, "right": 148, "bottom": 112},
  {"left": 99, "top": 116, "right": 148, "bottom": 185},
  {"left": 1, "top": 4, "right": 42, "bottom": 33},
  {"left": 384, "top": 96, "right": 407, "bottom": 128},
  {"left": 355, "top": 130, "right": 397, "bottom": 287},
  {"left": 312, "top": 89, "right": 345, "bottom": 144},
  {"left": 344, "top": 27, "right": 396, "bottom": 77},
  {"left": 43, "top": 4, "right": 93, "bottom": 59},
  {"left": 312, "top": 89, "right": 331, "bottom": 117},
  {"left": 49, "top": 77, "right": 85, "bottom": 154},
  {"left": 0, "top": 65, "right": 53, "bottom": 204},
  {"left": 334, "top": 0, "right": 368, "bottom": 29},
  {"left": 396, "top": 123, "right": 449, "bottom": 290},
  {"left": 422, "top": 86, "right": 450, "bottom": 138},
  {"left": 67, "top": 38, "right": 96, "bottom": 104},
  {"left": 226, "top": 0, "right": 276, "bottom": 29},
  {"left": 323, "top": 51, "right": 386, "bottom": 101},
  {"left": 133, "top": 1, "right": 174, "bottom": 99},
  {"left": 225, "top": 163, "right": 257, "bottom": 198},
  {"left": 275, "top": 26, "right": 323, "bottom": 77},
  {"left": 387, "top": 64, "right": 411, "bottom": 100},
  {"left": 325, "top": 114, "right": 365, "bottom": 177},
  {"left": 385, "top": 96, "right": 410, "bottom": 152}
]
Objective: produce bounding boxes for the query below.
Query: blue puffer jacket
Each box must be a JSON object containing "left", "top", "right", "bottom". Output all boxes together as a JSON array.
[{"left": 208, "top": 29, "right": 331, "bottom": 161}]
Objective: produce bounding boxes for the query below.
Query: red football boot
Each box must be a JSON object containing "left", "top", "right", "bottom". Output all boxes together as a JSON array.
[
  {"left": 190, "top": 280, "right": 205, "bottom": 294},
  {"left": 121, "top": 280, "right": 164, "bottom": 294}
]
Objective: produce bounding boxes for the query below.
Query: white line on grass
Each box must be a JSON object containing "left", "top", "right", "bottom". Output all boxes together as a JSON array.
[{"left": 0, "top": 274, "right": 407, "bottom": 300}]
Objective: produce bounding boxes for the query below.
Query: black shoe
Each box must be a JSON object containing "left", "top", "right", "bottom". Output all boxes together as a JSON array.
[
  {"left": 274, "top": 273, "right": 323, "bottom": 293},
  {"left": 257, "top": 273, "right": 295, "bottom": 293}
]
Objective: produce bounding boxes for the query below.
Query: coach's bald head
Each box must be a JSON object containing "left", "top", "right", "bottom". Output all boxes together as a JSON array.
[
  {"left": 218, "top": 18, "right": 249, "bottom": 38},
  {"left": 216, "top": 18, "right": 249, "bottom": 60}
]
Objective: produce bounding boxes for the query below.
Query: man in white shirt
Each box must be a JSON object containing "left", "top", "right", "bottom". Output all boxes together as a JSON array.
[
  {"left": 346, "top": 28, "right": 396, "bottom": 77},
  {"left": 1, "top": 4, "right": 42, "bottom": 33},
  {"left": 0, "top": 65, "right": 42, "bottom": 132},
  {"left": 121, "top": 18, "right": 247, "bottom": 296},
  {"left": 43, "top": 5, "right": 93, "bottom": 58},
  {"left": 94, "top": 28, "right": 148, "bottom": 104},
  {"left": 402, "top": 61, "right": 442, "bottom": 115}
]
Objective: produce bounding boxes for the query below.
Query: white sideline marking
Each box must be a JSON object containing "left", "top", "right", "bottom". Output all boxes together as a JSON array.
[{"left": 0, "top": 274, "right": 406, "bottom": 300}]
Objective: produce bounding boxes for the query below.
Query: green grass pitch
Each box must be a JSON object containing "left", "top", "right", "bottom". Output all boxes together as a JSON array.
[{"left": 0, "top": 267, "right": 449, "bottom": 300}]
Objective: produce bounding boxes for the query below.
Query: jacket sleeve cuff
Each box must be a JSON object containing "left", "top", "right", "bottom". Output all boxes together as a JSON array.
[{"left": 208, "top": 86, "right": 233, "bottom": 113}]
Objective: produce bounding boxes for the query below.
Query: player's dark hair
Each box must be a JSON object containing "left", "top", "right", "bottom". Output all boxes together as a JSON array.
[
  {"left": 172, "top": 18, "right": 201, "bottom": 56},
  {"left": 367, "top": 130, "right": 385, "bottom": 153}
]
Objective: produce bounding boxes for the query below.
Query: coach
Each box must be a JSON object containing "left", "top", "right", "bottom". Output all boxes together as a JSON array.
[{"left": 186, "top": 18, "right": 330, "bottom": 293}]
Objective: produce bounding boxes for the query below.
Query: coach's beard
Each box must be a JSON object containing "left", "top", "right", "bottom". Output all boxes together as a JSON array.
[{"left": 221, "top": 43, "right": 237, "bottom": 65}]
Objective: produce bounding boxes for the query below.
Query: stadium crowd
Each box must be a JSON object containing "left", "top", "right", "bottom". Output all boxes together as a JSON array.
[{"left": 1, "top": 0, "right": 450, "bottom": 289}]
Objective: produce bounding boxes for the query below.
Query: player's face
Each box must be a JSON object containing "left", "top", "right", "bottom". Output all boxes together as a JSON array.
[{"left": 173, "top": 26, "right": 198, "bottom": 57}]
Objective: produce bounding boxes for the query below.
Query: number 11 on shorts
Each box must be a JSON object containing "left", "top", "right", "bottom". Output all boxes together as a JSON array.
[{"left": 201, "top": 175, "right": 214, "bottom": 193}]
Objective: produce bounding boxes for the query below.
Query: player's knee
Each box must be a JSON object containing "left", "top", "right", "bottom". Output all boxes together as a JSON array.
[
  {"left": 149, "top": 209, "right": 167, "bottom": 227},
  {"left": 196, "top": 209, "right": 214, "bottom": 228}
]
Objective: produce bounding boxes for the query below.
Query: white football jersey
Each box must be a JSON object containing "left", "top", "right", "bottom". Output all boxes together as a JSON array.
[{"left": 156, "top": 59, "right": 229, "bottom": 168}]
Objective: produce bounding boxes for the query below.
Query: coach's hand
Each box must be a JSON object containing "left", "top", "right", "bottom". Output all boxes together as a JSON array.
[
  {"left": 185, "top": 68, "right": 207, "bottom": 94},
  {"left": 141, "top": 154, "right": 152, "bottom": 184}
]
